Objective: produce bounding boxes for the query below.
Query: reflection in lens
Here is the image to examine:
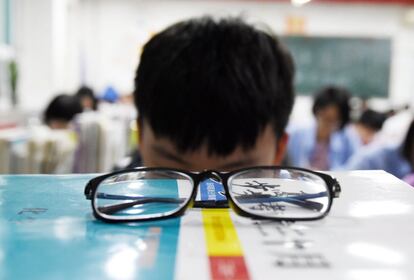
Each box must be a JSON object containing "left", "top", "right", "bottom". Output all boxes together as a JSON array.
[
  {"left": 94, "top": 170, "right": 194, "bottom": 221},
  {"left": 228, "top": 168, "right": 330, "bottom": 219}
]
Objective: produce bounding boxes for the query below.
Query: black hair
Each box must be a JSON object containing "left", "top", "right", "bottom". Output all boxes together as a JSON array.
[
  {"left": 401, "top": 119, "right": 414, "bottom": 167},
  {"left": 76, "top": 86, "right": 98, "bottom": 110},
  {"left": 357, "top": 109, "right": 387, "bottom": 132},
  {"left": 134, "top": 16, "right": 295, "bottom": 156},
  {"left": 312, "top": 86, "right": 351, "bottom": 129},
  {"left": 44, "top": 94, "right": 83, "bottom": 125}
]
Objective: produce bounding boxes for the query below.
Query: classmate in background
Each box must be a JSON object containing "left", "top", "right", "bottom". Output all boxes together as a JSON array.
[
  {"left": 352, "top": 109, "right": 387, "bottom": 145},
  {"left": 287, "top": 86, "right": 358, "bottom": 170},
  {"left": 345, "top": 118, "right": 414, "bottom": 179},
  {"left": 126, "top": 16, "right": 295, "bottom": 170},
  {"left": 75, "top": 86, "right": 98, "bottom": 111},
  {"left": 402, "top": 120, "right": 414, "bottom": 186},
  {"left": 44, "top": 94, "right": 83, "bottom": 129}
]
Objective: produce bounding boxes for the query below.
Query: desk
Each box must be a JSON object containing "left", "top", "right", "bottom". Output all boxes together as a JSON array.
[{"left": 0, "top": 171, "right": 413, "bottom": 280}]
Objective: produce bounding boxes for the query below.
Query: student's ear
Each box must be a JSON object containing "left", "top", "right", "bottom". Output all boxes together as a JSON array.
[{"left": 274, "top": 132, "right": 289, "bottom": 165}]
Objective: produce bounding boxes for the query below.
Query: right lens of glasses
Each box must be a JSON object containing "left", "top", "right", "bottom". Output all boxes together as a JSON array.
[
  {"left": 227, "top": 168, "right": 331, "bottom": 220},
  {"left": 93, "top": 170, "right": 194, "bottom": 221}
]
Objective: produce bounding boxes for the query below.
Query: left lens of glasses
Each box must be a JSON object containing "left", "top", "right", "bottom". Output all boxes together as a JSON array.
[{"left": 93, "top": 170, "right": 194, "bottom": 221}]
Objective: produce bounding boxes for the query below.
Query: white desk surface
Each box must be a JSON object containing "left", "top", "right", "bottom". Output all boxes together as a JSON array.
[{"left": 0, "top": 170, "right": 413, "bottom": 280}]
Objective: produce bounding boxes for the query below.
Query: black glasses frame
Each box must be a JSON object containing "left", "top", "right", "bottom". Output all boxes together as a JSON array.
[{"left": 84, "top": 166, "right": 341, "bottom": 223}]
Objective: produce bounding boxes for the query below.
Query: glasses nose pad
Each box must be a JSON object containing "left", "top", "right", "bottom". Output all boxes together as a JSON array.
[{"left": 193, "top": 177, "right": 229, "bottom": 208}]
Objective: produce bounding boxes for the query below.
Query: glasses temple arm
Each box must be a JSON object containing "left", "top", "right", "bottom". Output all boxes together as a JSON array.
[
  {"left": 96, "top": 194, "right": 185, "bottom": 215},
  {"left": 234, "top": 192, "right": 327, "bottom": 212}
]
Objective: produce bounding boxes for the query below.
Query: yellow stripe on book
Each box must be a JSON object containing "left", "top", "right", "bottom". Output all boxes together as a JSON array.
[{"left": 202, "top": 209, "right": 243, "bottom": 256}]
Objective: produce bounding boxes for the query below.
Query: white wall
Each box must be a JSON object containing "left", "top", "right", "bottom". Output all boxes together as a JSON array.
[
  {"left": 0, "top": 0, "right": 6, "bottom": 110},
  {"left": 0, "top": 0, "right": 4, "bottom": 44},
  {"left": 12, "top": 0, "right": 81, "bottom": 112},
  {"left": 10, "top": 0, "right": 414, "bottom": 116},
  {"left": 13, "top": 0, "right": 57, "bottom": 111},
  {"left": 0, "top": 0, "right": 14, "bottom": 112}
]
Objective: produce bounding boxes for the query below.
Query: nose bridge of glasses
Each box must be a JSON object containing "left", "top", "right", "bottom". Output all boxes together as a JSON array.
[
  {"left": 197, "top": 170, "right": 223, "bottom": 184},
  {"left": 192, "top": 170, "right": 229, "bottom": 208}
]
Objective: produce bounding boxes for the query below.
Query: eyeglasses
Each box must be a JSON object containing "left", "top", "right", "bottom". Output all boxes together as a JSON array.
[{"left": 84, "top": 166, "right": 341, "bottom": 223}]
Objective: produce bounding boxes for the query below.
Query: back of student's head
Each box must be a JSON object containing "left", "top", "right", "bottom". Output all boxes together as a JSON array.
[
  {"left": 134, "top": 16, "right": 295, "bottom": 156},
  {"left": 357, "top": 109, "right": 387, "bottom": 132},
  {"left": 44, "top": 94, "right": 83, "bottom": 128},
  {"left": 402, "top": 119, "right": 414, "bottom": 165},
  {"left": 312, "top": 86, "right": 352, "bottom": 129}
]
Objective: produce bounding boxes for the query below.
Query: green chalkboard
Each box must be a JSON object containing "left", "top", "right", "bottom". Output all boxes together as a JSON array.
[{"left": 281, "top": 36, "right": 391, "bottom": 98}]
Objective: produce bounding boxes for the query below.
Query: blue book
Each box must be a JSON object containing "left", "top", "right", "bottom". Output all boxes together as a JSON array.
[{"left": 0, "top": 175, "right": 180, "bottom": 280}]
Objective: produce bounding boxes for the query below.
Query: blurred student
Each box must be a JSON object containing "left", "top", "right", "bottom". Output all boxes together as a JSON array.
[
  {"left": 75, "top": 86, "right": 98, "bottom": 111},
  {"left": 402, "top": 120, "right": 414, "bottom": 186},
  {"left": 345, "top": 118, "right": 414, "bottom": 179},
  {"left": 125, "top": 16, "right": 295, "bottom": 170},
  {"left": 44, "top": 94, "right": 83, "bottom": 129},
  {"left": 287, "top": 86, "right": 358, "bottom": 170},
  {"left": 352, "top": 109, "right": 387, "bottom": 145}
]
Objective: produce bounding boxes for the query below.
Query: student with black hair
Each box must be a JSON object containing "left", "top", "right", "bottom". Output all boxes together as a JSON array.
[
  {"left": 345, "top": 118, "right": 414, "bottom": 180},
  {"left": 126, "top": 16, "right": 295, "bottom": 170},
  {"left": 353, "top": 109, "right": 387, "bottom": 145},
  {"left": 76, "top": 86, "right": 98, "bottom": 111},
  {"left": 44, "top": 94, "right": 83, "bottom": 129},
  {"left": 287, "top": 86, "right": 358, "bottom": 170},
  {"left": 402, "top": 120, "right": 414, "bottom": 186}
]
